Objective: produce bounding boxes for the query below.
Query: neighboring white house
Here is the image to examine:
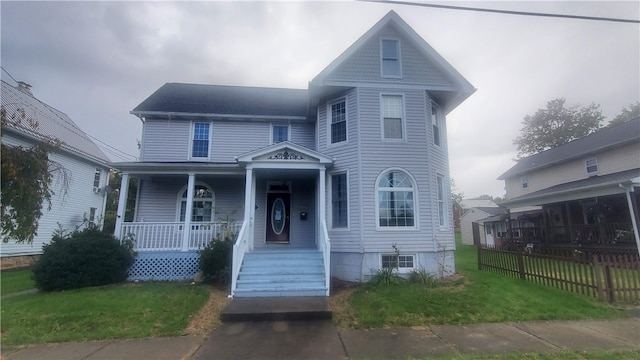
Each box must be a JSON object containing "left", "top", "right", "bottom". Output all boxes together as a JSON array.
[
  {"left": 1, "top": 80, "right": 111, "bottom": 266},
  {"left": 112, "top": 11, "right": 475, "bottom": 297},
  {"left": 460, "top": 206, "right": 504, "bottom": 246}
]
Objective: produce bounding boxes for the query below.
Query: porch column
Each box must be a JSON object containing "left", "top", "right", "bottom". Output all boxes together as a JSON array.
[
  {"left": 243, "top": 168, "right": 254, "bottom": 250},
  {"left": 319, "top": 168, "right": 326, "bottom": 224},
  {"left": 114, "top": 173, "right": 129, "bottom": 239},
  {"left": 621, "top": 184, "right": 640, "bottom": 254},
  {"left": 182, "top": 173, "right": 195, "bottom": 251}
]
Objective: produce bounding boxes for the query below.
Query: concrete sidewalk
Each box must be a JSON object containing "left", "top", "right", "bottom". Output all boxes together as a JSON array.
[{"left": 2, "top": 318, "right": 639, "bottom": 360}]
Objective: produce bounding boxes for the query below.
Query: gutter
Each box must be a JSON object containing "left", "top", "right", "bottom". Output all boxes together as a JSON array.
[{"left": 129, "top": 110, "right": 307, "bottom": 121}]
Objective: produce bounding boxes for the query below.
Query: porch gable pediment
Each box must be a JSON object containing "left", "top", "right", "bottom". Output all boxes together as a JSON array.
[{"left": 236, "top": 141, "right": 333, "bottom": 169}]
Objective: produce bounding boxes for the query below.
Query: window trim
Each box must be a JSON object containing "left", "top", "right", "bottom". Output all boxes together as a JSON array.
[
  {"left": 380, "top": 38, "right": 402, "bottom": 78},
  {"left": 327, "top": 97, "right": 348, "bottom": 146},
  {"left": 380, "top": 93, "right": 406, "bottom": 142},
  {"left": 585, "top": 158, "right": 599, "bottom": 175},
  {"left": 436, "top": 173, "right": 447, "bottom": 229},
  {"left": 380, "top": 253, "right": 416, "bottom": 274},
  {"left": 329, "top": 171, "right": 349, "bottom": 230},
  {"left": 175, "top": 182, "right": 215, "bottom": 222},
  {"left": 189, "top": 122, "right": 212, "bottom": 160},
  {"left": 375, "top": 168, "right": 418, "bottom": 230},
  {"left": 271, "top": 123, "right": 290, "bottom": 144}
]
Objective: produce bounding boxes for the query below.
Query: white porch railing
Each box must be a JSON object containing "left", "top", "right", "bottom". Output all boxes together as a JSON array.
[
  {"left": 120, "top": 221, "right": 243, "bottom": 252},
  {"left": 319, "top": 220, "right": 331, "bottom": 296},
  {"left": 231, "top": 221, "right": 250, "bottom": 297}
]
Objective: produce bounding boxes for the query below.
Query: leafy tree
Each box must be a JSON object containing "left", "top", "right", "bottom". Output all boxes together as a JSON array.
[
  {"left": 608, "top": 102, "right": 639, "bottom": 127},
  {"left": 1, "top": 106, "right": 70, "bottom": 243},
  {"left": 450, "top": 178, "right": 464, "bottom": 205},
  {"left": 514, "top": 98, "right": 604, "bottom": 158}
]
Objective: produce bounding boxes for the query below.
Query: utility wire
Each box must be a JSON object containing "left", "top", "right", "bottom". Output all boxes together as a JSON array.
[
  {"left": 1, "top": 66, "right": 20, "bottom": 84},
  {"left": 359, "top": 0, "right": 640, "bottom": 24}
]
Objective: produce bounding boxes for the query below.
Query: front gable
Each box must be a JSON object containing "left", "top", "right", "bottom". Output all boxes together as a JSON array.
[{"left": 236, "top": 141, "right": 333, "bottom": 170}]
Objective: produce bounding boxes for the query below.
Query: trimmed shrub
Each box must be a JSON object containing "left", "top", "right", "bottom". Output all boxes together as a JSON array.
[
  {"left": 199, "top": 232, "right": 234, "bottom": 284},
  {"left": 33, "top": 228, "right": 135, "bottom": 291}
]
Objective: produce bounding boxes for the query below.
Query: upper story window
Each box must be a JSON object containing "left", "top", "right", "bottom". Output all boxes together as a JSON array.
[
  {"left": 191, "top": 122, "right": 211, "bottom": 159},
  {"left": 432, "top": 102, "right": 441, "bottom": 147},
  {"left": 330, "top": 172, "right": 348, "bottom": 229},
  {"left": 329, "top": 99, "right": 347, "bottom": 144},
  {"left": 376, "top": 169, "right": 415, "bottom": 228},
  {"left": 93, "top": 168, "right": 101, "bottom": 193},
  {"left": 521, "top": 176, "right": 528, "bottom": 189},
  {"left": 272, "top": 124, "right": 289, "bottom": 144},
  {"left": 437, "top": 173, "right": 447, "bottom": 227},
  {"left": 381, "top": 39, "right": 401, "bottom": 78},
  {"left": 381, "top": 95, "right": 404, "bottom": 140},
  {"left": 178, "top": 183, "right": 215, "bottom": 222},
  {"left": 585, "top": 158, "right": 598, "bottom": 175}
]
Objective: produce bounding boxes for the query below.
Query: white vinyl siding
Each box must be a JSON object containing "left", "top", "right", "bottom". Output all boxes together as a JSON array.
[{"left": 381, "top": 94, "right": 404, "bottom": 140}]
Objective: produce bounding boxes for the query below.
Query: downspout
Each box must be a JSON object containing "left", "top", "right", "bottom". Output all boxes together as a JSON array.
[{"left": 619, "top": 183, "right": 640, "bottom": 254}]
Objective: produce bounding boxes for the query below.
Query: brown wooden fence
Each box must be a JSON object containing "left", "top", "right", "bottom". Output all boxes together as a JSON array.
[{"left": 477, "top": 246, "right": 640, "bottom": 303}]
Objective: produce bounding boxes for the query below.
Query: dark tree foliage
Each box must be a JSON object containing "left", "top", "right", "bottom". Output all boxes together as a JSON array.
[
  {"left": 514, "top": 98, "right": 604, "bottom": 158},
  {"left": 32, "top": 228, "right": 135, "bottom": 291},
  {"left": 102, "top": 171, "right": 138, "bottom": 234},
  {"left": 1, "top": 143, "right": 53, "bottom": 243},
  {"left": 608, "top": 102, "right": 640, "bottom": 127}
]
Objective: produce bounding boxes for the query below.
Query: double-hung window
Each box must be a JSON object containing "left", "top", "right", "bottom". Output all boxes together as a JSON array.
[
  {"left": 272, "top": 125, "right": 289, "bottom": 143},
  {"left": 331, "top": 173, "right": 348, "bottom": 228},
  {"left": 330, "top": 99, "right": 346, "bottom": 144},
  {"left": 585, "top": 158, "right": 598, "bottom": 175},
  {"left": 381, "top": 39, "right": 401, "bottom": 77},
  {"left": 191, "top": 123, "right": 210, "bottom": 159},
  {"left": 93, "top": 168, "right": 101, "bottom": 193},
  {"left": 437, "top": 173, "right": 446, "bottom": 227},
  {"left": 381, "top": 95, "right": 404, "bottom": 140},
  {"left": 377, "top": 170, "right": 415, "bottom": 228}
]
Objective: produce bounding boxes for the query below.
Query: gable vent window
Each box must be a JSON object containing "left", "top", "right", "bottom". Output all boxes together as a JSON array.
[
  {"left": 585, "top": 158, "right": 598, "bottom": 175},
  {"left": 381, "top": 39, "right": 401, "bottom": 78}
]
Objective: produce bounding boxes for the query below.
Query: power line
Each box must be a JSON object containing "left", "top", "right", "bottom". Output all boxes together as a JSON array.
[
  {"left": 359, "top": 0, "right": 640, "bottom": 24},
  {"left": 1, "top": 66, "right": 19, "bottom": 84}
]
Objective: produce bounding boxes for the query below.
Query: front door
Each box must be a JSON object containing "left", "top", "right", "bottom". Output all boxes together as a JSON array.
[{"left": 266, "top": 193, "right": 290, "bottom": 243}]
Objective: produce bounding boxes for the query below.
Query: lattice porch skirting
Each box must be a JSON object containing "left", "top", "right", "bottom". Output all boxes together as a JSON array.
[{"left": 128, "top": 251, "right": 200, "bottom": 281}]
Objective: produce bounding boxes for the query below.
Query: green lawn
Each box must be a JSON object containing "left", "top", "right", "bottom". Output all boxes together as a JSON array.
[
  {"left": 1, "top": 282, "right": 209, "bottom": 345},
  {"left": 345, "top": 234, "right": 625, "bottom": 328},
  {"left": 0, "top": 269, "right": 35, "bottom": 295}
]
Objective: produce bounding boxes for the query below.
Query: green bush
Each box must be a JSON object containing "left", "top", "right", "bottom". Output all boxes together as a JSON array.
[
  {"left": 32, "top": 228, "right": 135, "bottom": 291},
  {"left": 369, "top": 267, "right": 403, "bottom": 286},
  {"left": 408, "top": 268, "right": 438, "bottom": 286},
  {"left": 199, "top": 231, "right": 234, "bottom": 284}
]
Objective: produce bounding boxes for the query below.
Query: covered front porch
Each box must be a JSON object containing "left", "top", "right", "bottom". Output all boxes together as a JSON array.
[{"left": 112, "top": 142, "right": 334, "bottom": 296}]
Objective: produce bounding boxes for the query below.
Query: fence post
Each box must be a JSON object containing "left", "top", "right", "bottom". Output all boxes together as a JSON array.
[
  {"left": 477, "top": 244, "right": 482, "bottom": 271},
  {"left": 517, "top": 251, "right": 526, "bottom": 279},
  {"left": 593, "top": 255, "right": 607, "bottom": 302},
  {"left": 603, "top": 255, "right": 615, "bottom": 303}
]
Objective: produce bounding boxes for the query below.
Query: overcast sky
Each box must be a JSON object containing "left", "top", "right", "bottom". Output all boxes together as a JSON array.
[{"left": 2, "top": 1, "right": 638, "bottom": 198}]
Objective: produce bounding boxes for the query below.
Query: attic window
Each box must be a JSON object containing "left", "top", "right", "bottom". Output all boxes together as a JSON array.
[
  {"left": 585, "top": 158, "right": 598, "bottom": 175},
  {"left": 381, "top": 39, "right": 401, "bottom": 78}
]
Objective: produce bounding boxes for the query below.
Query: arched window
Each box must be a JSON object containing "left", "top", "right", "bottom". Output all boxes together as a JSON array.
[
  {"left": 177, "top": 183, "right": 215, "bottom": 222},
  {"left": 376, "top": 169, "right": 415, "bottom": 228}
]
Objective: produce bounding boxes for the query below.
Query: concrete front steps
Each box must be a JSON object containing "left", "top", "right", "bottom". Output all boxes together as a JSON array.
[
  {"left": 234, "top": 249, "right": 327, "bottom": 298},
  {"left": 220, "top": 296, "right": 332, "bottom": 322}
]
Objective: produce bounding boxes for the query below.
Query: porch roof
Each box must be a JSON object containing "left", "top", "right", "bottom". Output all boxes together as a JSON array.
[
  {"left": 236, "top": 141, "right": 334, "bottom": 170},
  {"left": 109, "top": 161, "right": 243, "bottom": 175},
  {"left": 500, "top": 168, "right": 640, "bottom": 208}
]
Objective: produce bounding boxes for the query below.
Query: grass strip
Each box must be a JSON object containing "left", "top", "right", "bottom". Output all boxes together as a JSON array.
[
  {"left": 0, "top": 269, "right": 35, "bottom": 295},
  {"left": 1, "top": 282, "right": 209, "bottom": 345}
]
